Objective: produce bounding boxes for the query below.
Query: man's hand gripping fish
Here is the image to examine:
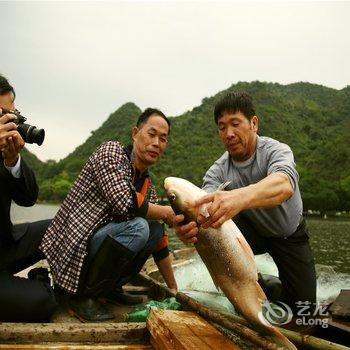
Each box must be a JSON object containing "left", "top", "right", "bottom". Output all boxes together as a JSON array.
[{"left": 164, "top": 177, "right": 296, "bottom": 350}]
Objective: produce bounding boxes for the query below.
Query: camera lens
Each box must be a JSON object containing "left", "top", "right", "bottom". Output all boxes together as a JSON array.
[{"left": 17, "top": 124, "right": 45, "bottom": 145}]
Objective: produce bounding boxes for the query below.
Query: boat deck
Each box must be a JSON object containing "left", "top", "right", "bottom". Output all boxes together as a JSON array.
[{"left": 1, "top": 248, "right": 349, "bottom": 349}]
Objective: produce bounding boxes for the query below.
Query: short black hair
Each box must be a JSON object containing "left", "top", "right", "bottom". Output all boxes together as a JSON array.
[
  {"left": 0, "top": 74, "right": 15, "bottom": 99},
  {"left": 214, "top": 92, "right": 255, "bottom": 124},
  {"left": 136, "top": 108, "right": 171, "bottom": 133}
]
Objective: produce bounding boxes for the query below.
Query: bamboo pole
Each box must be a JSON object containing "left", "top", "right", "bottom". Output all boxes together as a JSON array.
[
  {"left": 139, "top": 272, "right": 176, "bottom": 300},
  {"left": 176, "top": 292, "right": 349, "bottom": 350},
  {"left": 212, "top": 323, "right": 260, "bottom": 350},
  {"left": 218, "top": 309, "right": 350, "bottom": 350}
]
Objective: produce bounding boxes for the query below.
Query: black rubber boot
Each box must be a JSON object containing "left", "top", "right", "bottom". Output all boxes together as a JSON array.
[
  {"left": 258, "top": 273, "right": 283, "bottom": 302},
  {"left": 104, "top": 245, "right": 155, "bottom": 306},
  {"left": 105, "top": 287, "right": 143, "bottom": 305},
  {"left": 84, "top": 235, "right": 136, "bottom": 296},
  {"left": 69, "top": 235, "right": 136, "bottom": 321},
  {"left": 68, "top": 296, "right": 114, "bottom": 322}
]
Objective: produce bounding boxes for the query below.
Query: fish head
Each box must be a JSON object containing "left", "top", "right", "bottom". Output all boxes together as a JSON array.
[{"left": 164, "top": 177, "right": 206, "bottom": 223}]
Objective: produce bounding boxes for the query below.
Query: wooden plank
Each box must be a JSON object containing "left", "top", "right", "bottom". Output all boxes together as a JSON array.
[
  {"left": 0, "top": 323, "right": 149, "bottom": 344},
  {"left": 329, "top": 289, "right": 350, "bottom": 320},
  {"left": 0, "top": 344, "right": 152, "bottom": 349},
  {"left": 146, "top": 309, "right": 241, "bottom": 350}
]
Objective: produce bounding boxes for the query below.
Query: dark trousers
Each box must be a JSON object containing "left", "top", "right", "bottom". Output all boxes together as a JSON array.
[
  {"left": 235, "top": 216, "right": 317, "bottom": 311},
  {"left": 0, "top": 220, "right": 57, "bottom": 322}
]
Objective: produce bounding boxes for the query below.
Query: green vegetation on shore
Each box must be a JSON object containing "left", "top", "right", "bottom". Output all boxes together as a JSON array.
[{"left": 23, "top": 81, "right": 350, "bottom": 213}]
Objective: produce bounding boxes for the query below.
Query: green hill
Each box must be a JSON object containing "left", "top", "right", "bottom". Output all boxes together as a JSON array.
[
  {"left": 22, "top": 81, "right": 350, "bottom": 212},
  {"left": 21, "top": 148, "right": 43, "bottom": 173}
]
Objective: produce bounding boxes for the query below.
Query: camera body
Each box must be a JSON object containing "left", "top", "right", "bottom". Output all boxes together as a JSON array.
[{"left": 0, "top": 109, "right": 45, "bottom": 145}]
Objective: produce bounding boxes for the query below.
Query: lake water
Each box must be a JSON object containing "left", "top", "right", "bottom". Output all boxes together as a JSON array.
[{"left": 11, "top": 203, "right": 350, "bottom": 302}]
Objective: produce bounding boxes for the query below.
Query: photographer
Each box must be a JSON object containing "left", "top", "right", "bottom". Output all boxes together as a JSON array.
[{"left": 0, "top": 74, "right": 56, "bottom": 322}]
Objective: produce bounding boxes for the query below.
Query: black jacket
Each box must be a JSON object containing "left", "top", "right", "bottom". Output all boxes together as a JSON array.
[{"left": 0, "top": 155, "right": 38, "bottom": 244}]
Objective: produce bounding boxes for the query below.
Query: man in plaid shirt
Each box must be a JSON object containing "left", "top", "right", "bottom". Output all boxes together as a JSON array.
[{"left": 40, "top": 108, "right": 177, "bottom": 321}]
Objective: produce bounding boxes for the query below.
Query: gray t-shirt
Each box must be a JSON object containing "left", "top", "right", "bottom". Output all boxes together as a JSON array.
[{"left": 202, "top": 135, "right": 303, "bottom": 238}]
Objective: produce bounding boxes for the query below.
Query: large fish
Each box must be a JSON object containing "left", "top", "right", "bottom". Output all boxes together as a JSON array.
[{"left": 164, "top": 177, "right": 296, "bottom": 350}]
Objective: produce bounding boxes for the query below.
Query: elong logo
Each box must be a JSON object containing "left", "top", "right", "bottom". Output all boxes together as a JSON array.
[{"left": 259, "top": 300, "right": 293, "bottom": 325}]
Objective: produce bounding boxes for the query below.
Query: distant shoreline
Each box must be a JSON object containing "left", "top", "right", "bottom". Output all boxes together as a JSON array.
[{"left": 34, "top": 201, "right": 350, "bottom": 221}]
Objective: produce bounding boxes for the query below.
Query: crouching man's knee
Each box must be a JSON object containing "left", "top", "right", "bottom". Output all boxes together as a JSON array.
[{"left": 129, "top": 217, "right": 150, "bottom": 253}]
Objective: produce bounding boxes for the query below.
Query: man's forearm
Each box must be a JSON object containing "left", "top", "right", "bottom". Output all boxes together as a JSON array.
[
  {"left": 146, "top": 203, "right": 174, "bottom": 227},
  {"left": 146, "top": 203, "right": 165, "bottom": 220},
  {"left": 244, "top": 172, "right": 294, "bottom": 209},
  {"left": 196, "top": 171, "right": 295, "bottom": 229},
  {"left": 155, "top": 255, "right": 178, "bottom": 292}
]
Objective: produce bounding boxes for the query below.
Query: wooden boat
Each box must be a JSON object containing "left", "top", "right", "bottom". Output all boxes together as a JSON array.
[{"left": 0, "top": 248, "right": 349, "bottom": 349}]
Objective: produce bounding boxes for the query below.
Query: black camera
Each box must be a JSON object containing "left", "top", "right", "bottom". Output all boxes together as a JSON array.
[{"left": 0, "top": 109, "right": 45, "bottom": 145}]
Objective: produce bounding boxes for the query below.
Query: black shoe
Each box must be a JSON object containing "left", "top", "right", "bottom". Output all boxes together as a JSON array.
[
  {"left": 68, "top": 297, "right": 115, "bottom": 321},
  {"left": 105, "top": 288, "right": 143, "bottom": 305}
]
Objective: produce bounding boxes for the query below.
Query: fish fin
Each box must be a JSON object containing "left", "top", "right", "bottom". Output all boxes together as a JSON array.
[
  {"left": 199, "top": 203, "right": 210, "bottom": 218},
  {"left": 198, "top": 181, "right": 230, "bottom": 217},
  {"left": 217, "top": 181, "right": 231, "bottom": 191},
  {"left": 236, "top": 234, "right": 256, "bottom": 268}
]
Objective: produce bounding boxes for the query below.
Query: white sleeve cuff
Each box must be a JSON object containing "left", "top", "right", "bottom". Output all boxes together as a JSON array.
[{"left": 4, "top": 155, "right": 22, "bottom": 178}]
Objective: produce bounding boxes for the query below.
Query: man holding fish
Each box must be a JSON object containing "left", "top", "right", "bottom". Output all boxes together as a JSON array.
[{"left": 173, "top": 92, "right": 316, "bottom": 313}]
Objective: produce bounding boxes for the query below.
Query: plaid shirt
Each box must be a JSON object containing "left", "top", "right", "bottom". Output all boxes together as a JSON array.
[{"left": 40, "top": 141, "right": 158, "bottom": 294}]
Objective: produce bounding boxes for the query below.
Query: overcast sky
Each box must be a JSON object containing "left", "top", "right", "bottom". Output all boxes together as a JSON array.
[{"left": 1, "top": 1, "right": 349, "bottom": 161}]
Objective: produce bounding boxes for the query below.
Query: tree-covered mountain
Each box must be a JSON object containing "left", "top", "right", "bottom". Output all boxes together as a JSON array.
[
  {"left": 21, "top": 148, "right": 43, "bottom": 173},
  {"left": 23, "top": 81, "right": 350, "bottom": 211}
]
